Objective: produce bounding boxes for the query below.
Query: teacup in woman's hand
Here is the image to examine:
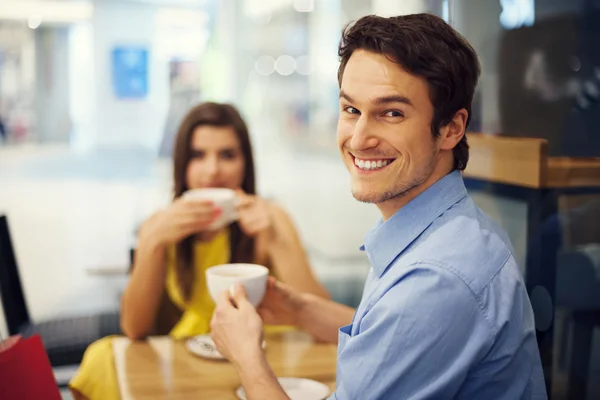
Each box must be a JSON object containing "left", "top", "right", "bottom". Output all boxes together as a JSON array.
[{"left": 183, "top": 188, "right": 239, "bottom": 231}]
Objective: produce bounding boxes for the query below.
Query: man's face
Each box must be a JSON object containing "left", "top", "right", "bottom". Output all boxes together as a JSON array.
[{"left": 337, "top": 50, "right": 442, "bottom": 209}]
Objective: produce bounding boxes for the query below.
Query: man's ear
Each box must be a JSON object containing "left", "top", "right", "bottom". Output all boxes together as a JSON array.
[{"left": 438, "top": 109, "right": 468, "bottom": 151}]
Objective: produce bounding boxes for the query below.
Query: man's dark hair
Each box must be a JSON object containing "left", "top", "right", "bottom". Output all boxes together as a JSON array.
[{"left": 338, "top": 13, "right": 480, "bottom": 171}]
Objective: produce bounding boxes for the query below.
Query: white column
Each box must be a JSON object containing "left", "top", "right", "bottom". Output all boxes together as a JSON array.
[
  {"left": 35, "top": 26, "right": 72, "bottom": 143},
  {"left": 306, "top": 0, "right": 342, "bottom": 147},
  {"left": 91, "top": 0, "right": 168, "bottom": 151}
]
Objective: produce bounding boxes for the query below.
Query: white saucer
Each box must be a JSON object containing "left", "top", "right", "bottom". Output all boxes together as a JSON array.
[
  {"left": 185, "top": 335, "right": 266, "bottom": 360},
  {"left": 236, "top": 377, "right": 330, "bottom": 400}
]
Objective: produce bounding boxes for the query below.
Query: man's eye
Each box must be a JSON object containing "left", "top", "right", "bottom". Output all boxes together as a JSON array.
[
  {"left": 344, "top": 106, "right": 360, "bottom": 115},
  {"left": 384, "top": 110, "right": 404, "bottom": 117}
]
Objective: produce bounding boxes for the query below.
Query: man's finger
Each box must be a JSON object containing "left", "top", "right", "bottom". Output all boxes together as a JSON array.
[
  {"left": 231, "top": 283, "right": 253, "bottom": 310},
  {"left": 267, "top": 276, "right": 278, "bottom": 289},
  {"left": 257, "top": 306, "right": 272, "bottom": 321},
  {"left": 217, "top": 289, "right": 234, "bottom": 307}
]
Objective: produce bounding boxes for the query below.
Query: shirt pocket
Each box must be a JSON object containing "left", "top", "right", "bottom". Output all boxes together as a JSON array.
[{"left": 338, "top": 323, "right": 353, "bottom": 348}]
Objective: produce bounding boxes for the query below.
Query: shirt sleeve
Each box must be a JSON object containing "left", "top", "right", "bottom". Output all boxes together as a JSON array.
[{"left": 331, "top": 263, "right": 493, "bottom": 400}]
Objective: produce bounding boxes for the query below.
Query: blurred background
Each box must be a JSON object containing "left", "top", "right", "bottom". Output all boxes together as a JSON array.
[{"left": 0, "top": 0, "right": 599, "bottom": 399}]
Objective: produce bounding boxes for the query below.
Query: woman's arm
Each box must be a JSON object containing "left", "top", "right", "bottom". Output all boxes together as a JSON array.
[
  {"left": 258, "top": 202, "right": 330, "bottom": 299},
  {"left": 120, "top": 214, "right": 170, "bottom": 340},
  {"left": 121, "top": 198, "right": 220, "bottom": 339}
]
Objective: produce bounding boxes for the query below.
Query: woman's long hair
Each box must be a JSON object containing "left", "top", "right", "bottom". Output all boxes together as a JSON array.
[{"left": 172, "top": 102, "right": 256, "bottom": 300}]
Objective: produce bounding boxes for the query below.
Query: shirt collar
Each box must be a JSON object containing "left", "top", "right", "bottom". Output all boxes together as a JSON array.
[{"left": 361, "top": 170, "right": 467, "bottom": 278}]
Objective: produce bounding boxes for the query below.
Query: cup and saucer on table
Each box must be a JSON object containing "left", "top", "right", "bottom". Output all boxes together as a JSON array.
[
  {"left": 236, "top": 378, "right": 330, "bottom": 400},
  {"left": 185, "top": 334, "right": 266, "bottom": 360},
  {"left": 186, "top": 262, "right": 268, "bottom": 360},
  {"left": 184, "top": 262, "right": 330, "bottom": 399}
]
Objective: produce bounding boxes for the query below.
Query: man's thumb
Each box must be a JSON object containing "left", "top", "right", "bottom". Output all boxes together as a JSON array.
[{"left": 230, "top": 283, "right": 250, "bottom": 308}]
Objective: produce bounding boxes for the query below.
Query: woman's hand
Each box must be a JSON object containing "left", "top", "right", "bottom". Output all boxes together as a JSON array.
[
  {"left": 139, "top": 197, "right": 222, "bottom": 248},
  {"left": 236, "top": 190, "right": 273, "bottom": 238}
]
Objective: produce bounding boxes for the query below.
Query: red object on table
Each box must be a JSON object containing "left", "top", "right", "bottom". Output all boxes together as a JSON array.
[{"left": 0, "top": 334, "right": 61, "bottom": 400}]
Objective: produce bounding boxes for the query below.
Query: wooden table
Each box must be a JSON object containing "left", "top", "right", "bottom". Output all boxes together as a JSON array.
[
  {"left": 112, "top": 331, "right": 337, "bottom": 399},
  {"left": 465, "top": 132, "right": 600, "bottom": 189}
]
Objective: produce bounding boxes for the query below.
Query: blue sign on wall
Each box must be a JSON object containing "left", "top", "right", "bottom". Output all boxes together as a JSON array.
[{"left": 111, "top": 46, "right": 149, "bottom": 99}]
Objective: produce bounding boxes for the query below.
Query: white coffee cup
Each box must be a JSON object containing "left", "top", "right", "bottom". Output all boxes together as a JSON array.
[
  {"left": 182, "top": 188, "right": 238, "bottom": 231},
  {"left": 205, "top": 263, "right": 269, "bottom": 307}
]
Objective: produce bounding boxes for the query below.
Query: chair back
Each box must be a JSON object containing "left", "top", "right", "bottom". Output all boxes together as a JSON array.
[{"left": 0, "top": 215, "right": 31, "bottom": 334}]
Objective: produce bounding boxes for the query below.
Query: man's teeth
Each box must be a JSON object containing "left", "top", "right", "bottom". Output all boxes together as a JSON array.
[{"left": 354, "top": 158, "right": 392, "bottom": 170}]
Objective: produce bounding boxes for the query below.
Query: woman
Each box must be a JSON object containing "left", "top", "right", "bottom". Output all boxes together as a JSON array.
[{"left": 69, "top": 102, "right": 329, "bottom": 399}]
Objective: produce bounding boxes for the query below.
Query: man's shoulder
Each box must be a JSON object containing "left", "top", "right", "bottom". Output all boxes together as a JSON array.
[{"left": 403, "top": 195, "right": 520, "bottom": 296}]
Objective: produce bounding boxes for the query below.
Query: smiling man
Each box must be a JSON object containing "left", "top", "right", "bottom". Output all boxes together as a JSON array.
[{"left": 210, "top": 13, "right": 547, "bottom": 400}]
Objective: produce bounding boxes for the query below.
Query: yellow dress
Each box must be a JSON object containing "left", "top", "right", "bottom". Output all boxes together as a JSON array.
[{"left": 70, "top": 230, "right": 236, "bottom": 399}]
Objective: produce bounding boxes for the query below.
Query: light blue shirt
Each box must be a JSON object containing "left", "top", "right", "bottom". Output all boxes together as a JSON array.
[{"left": 332, "top": 171, "right": 547, "bottom": 399}]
